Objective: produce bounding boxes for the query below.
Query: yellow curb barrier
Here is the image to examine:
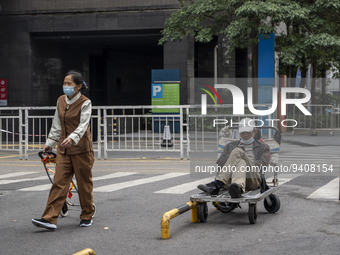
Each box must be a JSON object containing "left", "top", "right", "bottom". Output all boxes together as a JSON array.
[
  {"left": 72, "top": 248, "right": 96, "bottom": 255},
  {"left": 161, "top": 201, "right": 198, "bottom": 239}
]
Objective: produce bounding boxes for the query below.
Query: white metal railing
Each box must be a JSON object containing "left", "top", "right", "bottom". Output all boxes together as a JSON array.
[
  {"left": 292, "top": 104, "right": 340, "bottom": 131},
  {"left": 0, "top": 107, "right": 102, "bottom": 159},
  {"left": 0, "top": 105, "right": 190, "bottom": 159},
  {"left": 0, "top": 107, "right": 21, "bottom": 154},
  {"left": 100, "top": 105, "right": 187, "bottom": 159},
  {"left": 1, "top": 104, "right": 339, "bottom": 159}
]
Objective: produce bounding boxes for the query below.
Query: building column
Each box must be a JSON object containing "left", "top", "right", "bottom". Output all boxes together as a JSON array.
[{"left": 163, "top": 37, "right": 194, "bottom": 105}]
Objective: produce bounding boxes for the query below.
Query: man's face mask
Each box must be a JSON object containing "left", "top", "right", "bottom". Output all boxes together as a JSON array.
[{"left": 240, "top": 137, "right": 254, "bottom": 144}]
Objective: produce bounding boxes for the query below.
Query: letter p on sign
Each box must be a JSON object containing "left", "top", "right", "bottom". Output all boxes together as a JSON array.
[{"left": 152, "top": 84, "right": 163, "bottom": 98}]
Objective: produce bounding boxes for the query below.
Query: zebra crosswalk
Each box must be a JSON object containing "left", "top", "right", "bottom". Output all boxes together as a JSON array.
[{"left": 0, "top": 171, "right": 338, "bottom": 201}]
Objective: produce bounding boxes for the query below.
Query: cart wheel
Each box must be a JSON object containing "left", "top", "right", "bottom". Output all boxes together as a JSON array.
[
  {"left": 198, "top": 202, "right": 208, "bottom": 223},
  {"left": 248, "top": 203, "right": 257, "bottom": 224},
  {"left": 264, "top": 194, "right": 280, "bottom": 213},
  {"left": 92, "top": 203, "right": 96, "bottom": 218},
  {"left": 213, "top": 202, "right": 237, "bottom": 213},
  {"left": 60, "top": 201, "right": 69, "bottom": 217}
]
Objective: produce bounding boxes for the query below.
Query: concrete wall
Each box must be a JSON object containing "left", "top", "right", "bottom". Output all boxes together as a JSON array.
[
  {"left": 0, "top": 0, "right": 248, "bottom": 107},
  {"left": 0, "top": 1, "right": 192, "bottom": 106},
  {"left": 0, "top": 0, "right": 179, "bottom": 12}
]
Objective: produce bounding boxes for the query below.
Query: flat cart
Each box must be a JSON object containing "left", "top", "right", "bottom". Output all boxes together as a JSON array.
[{"left": 190, "top": 126, "right": 281, "bottom": 224}]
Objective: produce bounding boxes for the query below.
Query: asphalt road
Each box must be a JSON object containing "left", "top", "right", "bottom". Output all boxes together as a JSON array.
[{"left": 0, "top": 143, "right": 339, "bottom": 255}]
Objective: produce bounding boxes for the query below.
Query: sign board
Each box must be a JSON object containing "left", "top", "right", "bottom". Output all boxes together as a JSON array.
[
  {"left": 0, "top": 79, "right": 7, "bottom": 106},
  {"left": 151, "top": 69, "right": 180, "bottom": 133},
  {"left": 151, "top": 83, "right": 180, "bottom": 113},
  {"left": 258, "top": 33, "right": 275, "bottom": 137},
  {"left": 258, "top": 33, "right": 275, "bottom": 104}
]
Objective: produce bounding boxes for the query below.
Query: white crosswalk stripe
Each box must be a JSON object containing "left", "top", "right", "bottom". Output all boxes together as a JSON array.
[
  {"left": 154, "top": 177, "right": 212, "bottom": 194},
  {"left": 19, "top": 183, "right": 52, "bottom": 191},
  {"left": 19, "top": 172, "right": 137, "bottom": 191},
  {"left": 94, "top": 172, "right": 188, "bottom": 192},
  {"left": 92, "top": 172, "right": 137, "bottom": 181},
  {"left": 307, "top": 177, "right": 339, "bottom": 201},
  {"left": 0, "top": 171, "right": 38, "bottom": 179},
  {"left": 0, "top": 176, "right": 46, "bottom": 185},
  {"left": 267, "top": 176, "right": 302, "bottom": 186}
]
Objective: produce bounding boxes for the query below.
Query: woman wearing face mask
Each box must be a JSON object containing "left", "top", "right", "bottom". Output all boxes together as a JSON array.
[
  {"left": 32, "top": 70, "right": 95, "bottom": 230},
  {"left": 197, "top": 118, "right": 271, "bottom": 198}
]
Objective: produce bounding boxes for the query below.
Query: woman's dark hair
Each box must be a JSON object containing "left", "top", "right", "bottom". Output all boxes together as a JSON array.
[{"left": 66, "top": 70, "right": 88, "bottom": 90}]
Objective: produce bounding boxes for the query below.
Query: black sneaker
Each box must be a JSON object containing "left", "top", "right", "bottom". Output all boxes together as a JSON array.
[
  {"left": 228, "top": 183, "right": 243, "bottom": 198},
  {"left": 197, "top": 181, "right": 222, "bottom": 195},
  {"left": 32, "top": 218, "right": 57, "bottom": 230},
  {"left": 80, "top": 219, "right": 93, "bottom": 227}
]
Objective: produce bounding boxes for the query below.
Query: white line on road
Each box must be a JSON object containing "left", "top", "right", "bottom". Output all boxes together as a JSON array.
[
  {"left": 18, "top": 172, "right": 138, "bottom": 191},
  {"left": 266, "top": 176, "right": 300, "bottom": 186},
  {"left": 92, "top": 172, "right": 137, "bottom": 181},
  {"left": 0, "top": 171, "right": 38, "bottom": 179},
  {"left": 0, "top": 176, "right": 46, "bottom": 185},
  {"left": 307, "top": 178, "right": 339, "bottom": 201},
  {"left": 19, "top": 183, "right": 52, "bottom": 191},
  {"left": 94, "top": 172, "right": 188, "bottom": 192},
  {"left": 154, "top": 177, "right": 212, "bottom": 194}
]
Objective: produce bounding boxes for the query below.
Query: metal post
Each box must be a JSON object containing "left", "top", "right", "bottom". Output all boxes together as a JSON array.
[
  {"left": 186, "top": 107, "right": 190, "bottom": 160},
  {"left": 24, "top": 109, "right": 28, "bottom": 160},
  {"left": 97, "top": 108, "right": 102, "bottom": 160},
  {"left": 180, "top": 108, "right": 184, "bottom": 159},
  {"left": 103, "top": 109, "right": 108, "bottom": 160},
  {"left": 19, "top": 109, "right": 23, "bottom": 159}
]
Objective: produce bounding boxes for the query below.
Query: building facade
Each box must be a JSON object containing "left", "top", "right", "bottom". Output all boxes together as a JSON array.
[{"left": 0, "top": 0, "right": 250, "bottom": 106}]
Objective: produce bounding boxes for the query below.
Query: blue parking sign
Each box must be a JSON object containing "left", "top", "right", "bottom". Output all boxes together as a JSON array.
[{"left": 152, "top": 83, "right": 163, "bottom": 98}]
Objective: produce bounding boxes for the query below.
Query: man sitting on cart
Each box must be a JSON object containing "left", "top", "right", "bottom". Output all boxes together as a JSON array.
[{"left": 197, "top": 118, "right": 271, "bottom": 198}]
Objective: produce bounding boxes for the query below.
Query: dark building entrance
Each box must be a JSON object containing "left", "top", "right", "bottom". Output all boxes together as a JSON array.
[{"left": 31, "top": 30, "right": 163, "bottom": 106}]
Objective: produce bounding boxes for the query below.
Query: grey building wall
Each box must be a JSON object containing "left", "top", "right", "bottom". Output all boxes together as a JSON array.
[
  {"left": 0, "top": 0, "right": 188, "bottom": 106},
  {"left": 0, "top": 0, "right": 179, "bottom": 13},
  {"left": 0, "top": 0, "right": 247, "bottom": 107}
]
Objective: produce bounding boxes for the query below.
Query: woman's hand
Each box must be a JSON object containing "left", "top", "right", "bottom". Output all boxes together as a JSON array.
[
  {"left": 60, "top": 137, "right": 73, "bottom": 148},
  {"left": 43, "top": 146, "right": 52, "bottom": 153}
]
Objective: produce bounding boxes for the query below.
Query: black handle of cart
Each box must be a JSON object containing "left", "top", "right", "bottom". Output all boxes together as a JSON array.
[{"left": 38, "top": 151, "right": 57, "bottom": 160}]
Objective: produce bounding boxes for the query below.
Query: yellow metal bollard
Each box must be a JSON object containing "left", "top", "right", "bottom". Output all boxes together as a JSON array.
[
  {"left": 191, "top": 203, "right": 199, "bottom": 223},
  {"left": 72, "top": 248, "right": 96, "bottom": 255},
  {"left": 161, "top": 201, "right": 198, "bottom": 239}
]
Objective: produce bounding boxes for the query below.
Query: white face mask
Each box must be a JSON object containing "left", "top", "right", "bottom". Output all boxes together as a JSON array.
[
  {"left": 63, "top": 86, "right": 76, "bottom": 97},
  {"left": 240, "top": 137, "right": 254, "bottom": 144}
]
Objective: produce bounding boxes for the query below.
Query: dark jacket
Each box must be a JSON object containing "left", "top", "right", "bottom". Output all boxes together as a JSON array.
[{"left": 216, "top": 139, "right": 271, "bottom": 167}]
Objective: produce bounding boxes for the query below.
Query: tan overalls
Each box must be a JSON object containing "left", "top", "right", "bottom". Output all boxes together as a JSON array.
[{"left": 42, "top": 95, "right": 95, "bottom": 224}]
